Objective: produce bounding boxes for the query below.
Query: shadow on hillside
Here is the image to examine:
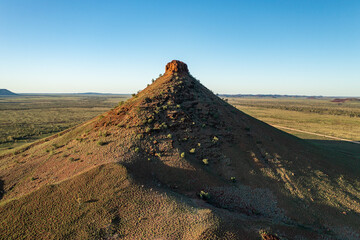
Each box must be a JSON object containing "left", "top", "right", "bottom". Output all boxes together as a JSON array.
[
  {"left": 0, "top": 178, "right": 4, "bottom": 200},
  {"left": 306, "top": 139, "right": 360, "bottom": 176}
]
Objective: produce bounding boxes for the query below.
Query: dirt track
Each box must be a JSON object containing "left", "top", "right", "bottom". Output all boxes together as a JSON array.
[{"left": 271, "top": 124, "right": 360, "bottom": 145}]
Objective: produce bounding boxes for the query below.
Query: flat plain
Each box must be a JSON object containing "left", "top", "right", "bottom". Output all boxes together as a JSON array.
[{"left": 0, "top": 94, "right": 129, "bottom": 154}]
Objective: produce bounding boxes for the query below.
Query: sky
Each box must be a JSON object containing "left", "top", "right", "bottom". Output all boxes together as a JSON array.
[{"left": 0, "top": 0, "right": 359, "bottom": 96}]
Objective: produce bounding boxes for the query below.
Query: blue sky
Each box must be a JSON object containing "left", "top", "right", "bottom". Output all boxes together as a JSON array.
[{"left": 0, "top": 0, "right": 359, "bottom": 96}]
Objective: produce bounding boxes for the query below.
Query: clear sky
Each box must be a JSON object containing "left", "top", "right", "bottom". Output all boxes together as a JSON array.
[{"left": 0, "top": 0, "right": 359, "bottom": 96}]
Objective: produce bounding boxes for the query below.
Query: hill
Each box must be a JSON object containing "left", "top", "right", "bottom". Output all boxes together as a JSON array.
[
  {"left": 1, "top": 60, "right": 359, "bottom": 239},
  {"left": 0, "top": 89, "right": 17, "bottom": 96}
]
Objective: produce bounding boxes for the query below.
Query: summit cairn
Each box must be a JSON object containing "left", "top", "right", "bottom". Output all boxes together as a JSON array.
[{"left": 164, "top": 60, "right": 189, "bottom": 75}]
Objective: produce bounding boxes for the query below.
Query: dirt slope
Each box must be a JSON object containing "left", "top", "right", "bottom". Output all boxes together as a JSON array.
[{"left": 1, "top": 60, "right": 360, "bottom": 239}]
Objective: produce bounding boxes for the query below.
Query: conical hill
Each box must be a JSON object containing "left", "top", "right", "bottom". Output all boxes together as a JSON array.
[{"left": 1, "top": 60, "right": 360, "bottom": 239}]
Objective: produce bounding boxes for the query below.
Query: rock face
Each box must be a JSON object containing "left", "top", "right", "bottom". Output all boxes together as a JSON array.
[{"left": 165, "top": 60, "right": 189, "bottom": 75}]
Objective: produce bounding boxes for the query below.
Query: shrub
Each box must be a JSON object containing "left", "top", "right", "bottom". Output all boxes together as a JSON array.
[
  {"left": 202, "top": 159, "right": 209, "bottom": 165},
  {"left": 160, "top": 123, "right": 168, "bottom": 129},
  {"left": 167, "top": 134, "right": 172, "bottom": 138},
  {"left": 189, "top": 148, "right": 196, "bottom": 153},
  {"left": 199, "top": 190, "right": 210, "bottom": 200},
  {"left": 231, "top": 177, "right": 236, "bottom": 182},
  {"left": 212, "top": 136, "right": 219, "bottom": 143},
  {"left": 134, "top": 147, "right": 139, "bottom": 153},
  {"left": 180, "top": 152, "right": 185, "bottom": 158},
  {"left": 97, "top": 140, "right": 107, "bottom": 146}
]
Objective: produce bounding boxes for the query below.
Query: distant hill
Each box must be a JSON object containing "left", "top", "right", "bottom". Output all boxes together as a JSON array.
[{"left": 0, "top": 89, "right": 17, "bottom": 96}]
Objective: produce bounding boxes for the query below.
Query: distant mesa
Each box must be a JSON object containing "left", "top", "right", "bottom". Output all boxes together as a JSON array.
[
  {"left": 0, "top": 89, "right": 17, "bottom": 96},
  {"left": 164, "top": 60, "right": 189, "bottom": 75}
]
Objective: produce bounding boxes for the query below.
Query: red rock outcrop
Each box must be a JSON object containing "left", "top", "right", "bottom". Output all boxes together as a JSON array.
[{"left": 165, "top": 60, "right": 189, "bottom": 75}]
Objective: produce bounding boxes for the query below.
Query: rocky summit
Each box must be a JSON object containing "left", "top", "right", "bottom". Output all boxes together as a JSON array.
[{"left": 164, "top": 60, "right": 189, "bottom": 75}]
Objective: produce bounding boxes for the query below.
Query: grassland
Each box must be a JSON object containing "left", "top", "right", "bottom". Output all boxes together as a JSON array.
[
  {"left": 0, "top": 94, "right": 129, "bottom": 153},
  {"left": 227, "top": 97, "right": 360, "bottom": 141}
]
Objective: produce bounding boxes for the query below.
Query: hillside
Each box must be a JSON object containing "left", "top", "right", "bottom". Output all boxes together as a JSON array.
[
  {"left": 1, "top": 60, "right": 360, "bottom": 239},
  {"left": 0, "top": 89, "right": 17, "bottom": 96}
]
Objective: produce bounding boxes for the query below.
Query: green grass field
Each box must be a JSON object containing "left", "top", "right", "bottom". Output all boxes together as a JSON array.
[{"left": 0, "top": 94, "right": 129, "bottom": 153}]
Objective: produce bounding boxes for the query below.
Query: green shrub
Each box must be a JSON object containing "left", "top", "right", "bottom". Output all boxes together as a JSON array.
[
  {"left": 202, "top": 159, "right": 209, "bottom": 165},
  {"left": 134, "top": 147, "right": 139, "bottom": 153},
  {"left": 199, "top": 190, "right": 210, "bottom": 200},
  {"left": 97, "top": 140, "right": 107, "bottom": 146},
  {"left": 180, "top": 152, "right": 185, "bottom": 158},
  {"left": 189, "top": 148, "right": 196, "bottom": 153},
  {"left": 212, "top": 136, "right": 219, "bottom": 143},
  {"left": 231, "top": 177, "right": 236, "bottom": 182},
  {"left": 167, "top": 134, "right": 172, "bottom": 138}
]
